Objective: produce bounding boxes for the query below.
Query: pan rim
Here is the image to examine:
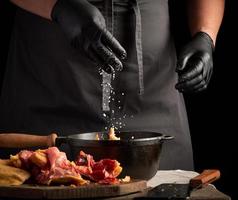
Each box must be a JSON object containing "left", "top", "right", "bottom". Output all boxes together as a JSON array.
[{"left": 64, "top": 131, "right": 171, "bottom": 145}]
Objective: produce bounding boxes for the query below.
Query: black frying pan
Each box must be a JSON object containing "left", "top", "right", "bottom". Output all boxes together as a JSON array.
[{"left": 0, "top": 131, "right": 173, "bottom": 179}]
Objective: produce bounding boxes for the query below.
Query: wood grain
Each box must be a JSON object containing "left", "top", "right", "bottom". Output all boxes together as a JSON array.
[
  {"left": 0, "top": 133, "right": 57, "bottom": 148},
  {"left": 0, "top": 180, "right": 147, "bottom": 199}
]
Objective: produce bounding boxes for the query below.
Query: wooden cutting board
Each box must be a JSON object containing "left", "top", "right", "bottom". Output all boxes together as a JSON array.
[{"left": 0, "top": 180, "right": 147, "bottom": 199}]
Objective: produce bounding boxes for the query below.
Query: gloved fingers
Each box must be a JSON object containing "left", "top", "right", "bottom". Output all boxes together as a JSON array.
[
  {"left": 175, "top": 74, "right": 203, "bottom": 92},
  {"left": 193, "top": 81, "right": 208, "bottom": 93},
  {"left": 201, "top": 52, "right": 212, "bottom": 74},
  {"left": 87, "top": 45, "right": 113, "bottom": 73},
  {"left": 176, "top": 50, "right": 193, "bottom": 72},
  {"left": 177, "top": 57, "right": 204, "bottom": 83},
  {"left": 83, "top": 28, "right": 103, "bottom": 53},
  {"left": 178, "top": 79, "right": 208, "bottom": 93},
  {"left": 101, "top": 28, "right": 127, "bottom": 60},
  {"left": 205, "top": 67, "right": 213, "bottom": 85},
  {"left": 91, "top": 41, "right": 123, "bottom": 71}
]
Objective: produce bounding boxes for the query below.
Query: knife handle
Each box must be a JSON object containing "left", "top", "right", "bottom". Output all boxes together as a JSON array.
[
  {"left": 0, "top": 133, "right": 57, "bottom": 148},
  {"left": 190, "top": 169, "right": 221, "bottom": 188}
]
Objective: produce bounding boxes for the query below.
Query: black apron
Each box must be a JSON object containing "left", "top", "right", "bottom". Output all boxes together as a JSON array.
[{"left": 0, "top": 0, "right": 194, "bottom": 170}]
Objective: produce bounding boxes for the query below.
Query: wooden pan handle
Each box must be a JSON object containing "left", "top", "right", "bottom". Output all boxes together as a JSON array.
[
  {"left": 0, "top": 133, "right": 57, "bottom": 148},
  {"left": 190, "top": 169, "right": 221, "bottom": 188}
]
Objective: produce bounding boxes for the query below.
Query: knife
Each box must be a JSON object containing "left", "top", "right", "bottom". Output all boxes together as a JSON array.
[{"left": 146, "top": 169, "right": 221, "bottom": 199}]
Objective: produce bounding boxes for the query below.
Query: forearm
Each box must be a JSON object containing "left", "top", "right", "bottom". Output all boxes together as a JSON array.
[
  {"left": 187, "top": 0, "right": 225, "bottom": 45},
  {"left": 10, "top": 0, "right": 57, "bottom": 20}
]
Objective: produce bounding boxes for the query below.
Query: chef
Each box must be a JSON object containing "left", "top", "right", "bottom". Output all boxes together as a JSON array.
[{"left": 0, "top": 0, "right": 224, "bottom": 169}]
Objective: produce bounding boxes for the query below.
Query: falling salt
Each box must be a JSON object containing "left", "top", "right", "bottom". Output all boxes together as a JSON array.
[
  {"left": 99, "top": 68, "right": 134, "bottom": 131},
  {"left": 111, "top": 68, "right": 116, "bottom": 80},
  {"left": 99, "top": 69, "right": 103, "bottom": 75}
]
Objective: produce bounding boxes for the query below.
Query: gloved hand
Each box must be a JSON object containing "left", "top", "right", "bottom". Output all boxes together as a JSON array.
[
  {"left": 175, "top": 32, "right": 214, "bottom": 93},
  {"left": 51, "top": 0, "right": 127, "bottom": 73}
]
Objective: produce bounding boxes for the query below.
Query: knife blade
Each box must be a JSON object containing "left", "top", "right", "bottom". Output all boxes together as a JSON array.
[{"left": 146, "top": 169, "right": 220, "bottom": 199}]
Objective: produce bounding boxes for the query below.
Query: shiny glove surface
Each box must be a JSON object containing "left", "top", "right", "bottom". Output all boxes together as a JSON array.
[
  {"left": 51, "top": 0, "right": 126, "bottom": 73},
  {"left": 175, "top": 32, "right": 214, "bottom": 93}
]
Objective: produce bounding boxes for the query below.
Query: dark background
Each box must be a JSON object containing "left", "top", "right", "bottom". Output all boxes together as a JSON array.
[{"left": 0, "top": 0, "right": 237, "bottom": 199}]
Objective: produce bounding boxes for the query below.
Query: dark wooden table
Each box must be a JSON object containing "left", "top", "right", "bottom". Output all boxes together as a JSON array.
[
  {"left": 112, "top": 170, "right": 232, "bottom": 200},
  {"left": 104, "top": 185, "right": 231, "bottom": 199},
  {"left": 0, "top": 170, "right": 231, "bottom": 200}
]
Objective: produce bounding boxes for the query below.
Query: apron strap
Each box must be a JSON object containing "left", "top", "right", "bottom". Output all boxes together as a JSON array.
[
  {"left": 130, "top": 0, "right": 144, "bottom": 95},
  {"left": 102, "top": 0, "right": 144, "bottom": 112}
]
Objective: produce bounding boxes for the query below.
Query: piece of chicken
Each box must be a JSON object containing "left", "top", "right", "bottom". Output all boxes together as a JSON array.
[{"left": 108, "top": 127, "right": 120, "bottom": 140}]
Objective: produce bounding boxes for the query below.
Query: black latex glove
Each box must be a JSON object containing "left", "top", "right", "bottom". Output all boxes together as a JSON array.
[
  {"left": 51, "top": 0, "right": 127, "bottom": 73},
  {"left": 175, "top": 32, "right": 214, "bottom": 93}
]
